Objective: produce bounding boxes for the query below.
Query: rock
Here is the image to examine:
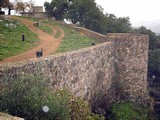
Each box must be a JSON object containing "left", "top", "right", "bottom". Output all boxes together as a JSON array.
[
  {"left": 51, "top": 17, "right": 56, "bottom": 21},
  {"left": 8, "top": 23, "right": 17, "bottom": 28},
  {"left": 0, "top": 112, "right": 24, "bottom": 120}
]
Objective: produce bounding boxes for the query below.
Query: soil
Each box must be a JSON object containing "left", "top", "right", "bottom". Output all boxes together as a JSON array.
[{"left": 0, "top": 16, "right": 64, "bottom": 64}]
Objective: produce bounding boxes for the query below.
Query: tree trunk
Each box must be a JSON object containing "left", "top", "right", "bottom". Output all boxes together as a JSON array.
[
  {"left": 8, "top": 9, "right": 11, "bottom": 15},
  {"left": 8, "top": 5, "right": 12, "bottom": 15}
]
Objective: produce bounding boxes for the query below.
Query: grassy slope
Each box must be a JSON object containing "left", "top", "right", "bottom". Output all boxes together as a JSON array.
[
  {"left": 20, "top": 16, "right": 102, "bottom": 54},
  {"left": 37, "top": 23, "right": 53, "bottom": 35},
  {"left": 41, "top": 20, "right": 102, "bottom": 54},
  {"left": 0, "top": 16, "right": 102, "bottom": 61},
  {"left": 55, "top": 26, "right": 99, "bottom": 54},
  {"left": 0, "top": 18, "right": 38, "bottom": 61}
]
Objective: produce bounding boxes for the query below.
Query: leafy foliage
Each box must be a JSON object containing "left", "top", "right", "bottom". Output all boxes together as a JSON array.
[
  {"left": 0, "top": 0, "right": 9, "bottom": 10},
  {"left": 44, "top": 0, "right": 132, "bottom": 34},
  {"left": 148, "top": 49, "right": 160, "bottom": 81},
  {"left": 0, "top": 75, "right": 70, "bottom": 120},
  {"left": 0, "top": 74, "right": 104, "bottom": 120},
  {"left": 111, "top": 102, "right": 148, "bottom": 120},
  {"left": 44, "top": 0, "right": 70, "bottom": 20}
]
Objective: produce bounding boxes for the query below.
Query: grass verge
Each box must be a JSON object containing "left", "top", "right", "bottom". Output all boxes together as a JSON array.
[
  {"left": 16, "top": 16, "right": 102, "bottom": 54},
  {"left": 54, "top": 29, "right": 61, "bottom": 38},
  {"left": 0, "top": 18, "right": 38, "bottom": 61},
  {"left": 36, "top": 23, "right": 53, "bottom": 35},
  {"left": 41, "top": 19, "right": 102, "bottom": 54}
]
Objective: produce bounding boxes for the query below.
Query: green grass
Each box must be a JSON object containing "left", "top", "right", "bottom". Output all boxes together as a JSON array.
[
  {"left": 40, "top": 19, "right": 102, "bottom": 54},
  {"left": 54, "top": 29, "right": 61, "bottom": 38},
  {"left": 55, "top": 27, "right": 100, "bottom": 54},
  {"left": 111, "top": 102, "right": 149, "bottom": 120},
  {"left": 37, "top": 23, "right": 53, "bottom": 35},
  {"left": 15, "top": 16, "right": 102, "bottom": 54},
  {"left": 0, "top": 18, "right": 38, "bottom": 61},
  {"left": 19, "top": 16, "right": 40, "bottom": 21}
]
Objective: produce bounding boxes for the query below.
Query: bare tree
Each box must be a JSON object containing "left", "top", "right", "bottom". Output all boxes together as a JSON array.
[
  {"left": 14, "top": 0, "right": 35, "bottom": 13},
  {"left": 27, "top": 0, "right": 35, "bottom": 12}
]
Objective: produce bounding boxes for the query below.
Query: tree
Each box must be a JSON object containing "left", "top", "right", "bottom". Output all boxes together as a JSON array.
[
  {"left": 0, "top": 0, "right": 9, "bottom": 10},
  {"left": 0, "top": 0, "right": 14, "bottom": 15},
  {"left": 7, "top": 2, "right": 14, "bottom": 15},
  {"left": 25, "top": 0, "right": 35, "bottom": 12},
  {"left": 14, "top": 1, "right": 26, "bottom": 13},
  {"left": 44, "top": 0, "right": 132, "bottom": 34},
  {"left": 115, "top": 17, "right": 131, "bottom": 33},
  {"left": 148, "top": 49, "right": 160, "bottom": 81},
  {"left": 44, "top": 0, "right": 71, "bottom": 20}
]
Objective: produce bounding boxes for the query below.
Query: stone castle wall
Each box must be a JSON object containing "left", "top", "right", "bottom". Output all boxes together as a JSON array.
[
  {"left": 0, "top": 26, "right": 149, "bottom": 106},
  {"left": 0, "top": 42, "right": 116, "bottom": 105},
  {"left": 106, "top": 33, "right": 149, "bottom": 103},
  {"left": 72, "top": 26, "right": 106, "bottom": 42},
  {"left": 32, "top": 6, "right": 43, "bottom": 12},
  {"left": 22, "top": 12, "right": 51, "bottom": 19}
]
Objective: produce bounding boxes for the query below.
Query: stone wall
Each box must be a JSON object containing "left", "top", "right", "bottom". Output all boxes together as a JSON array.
[
  {"left": 0, "top": 25, "right": 149, "bottom": 107},
  {"left": 33, "top": 6, "right": 43, "bottom": 12},
  {"left": 70, "top": 26, "right": 106, "bottom": 43},
  {"left": 22, "top": 12, "right": 51, "bottom": 19},
  {"left": 66, "top": 24, "right": 149, "bottom": 103},
  {"left": 106, "top": 33, "right": 149, "bottom": 103},
  {"left": 0, "top": 42, "right": 116, "bottom": 105}
]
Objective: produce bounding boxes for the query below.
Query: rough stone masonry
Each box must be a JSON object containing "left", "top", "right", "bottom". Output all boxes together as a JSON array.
[{"left": 0, "top": 27, "right": 149, "bottom": 107}]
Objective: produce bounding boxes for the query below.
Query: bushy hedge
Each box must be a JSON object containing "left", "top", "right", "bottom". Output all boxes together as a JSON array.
[
  {"left": 0, "top": 75, "right": 104, "bottom": 120},
  {"left": 111, "top": 102, "right": 149, "bottom": 120}
]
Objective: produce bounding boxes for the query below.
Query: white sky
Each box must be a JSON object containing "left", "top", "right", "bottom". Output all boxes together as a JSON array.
[
  {"left": 10, "top": 0, "right": 160, "bottom": 26},
  {"left": 95, "top": 0, "right": 160, "bottom": 26}
]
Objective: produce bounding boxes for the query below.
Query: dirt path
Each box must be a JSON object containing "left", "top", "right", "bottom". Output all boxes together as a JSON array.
[{"left": 0, "top": 16, "right": 64, "bottom": 64}]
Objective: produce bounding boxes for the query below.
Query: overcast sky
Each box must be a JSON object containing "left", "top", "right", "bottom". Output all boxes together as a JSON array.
[{"left": 11, "top": 0, "right": 160, "bottom": 26}]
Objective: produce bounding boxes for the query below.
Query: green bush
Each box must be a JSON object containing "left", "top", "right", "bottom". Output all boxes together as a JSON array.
[
  {"left": 111, "top": 102, "right": 148, "bottom": 120},
  {"left": 0, "top": 75, "right": 70, "bottom": 120},
  {"left": 68, "top": 96, "right": 104, "bottom": 120},
  {"left": 0, "top": 75, "right": 104, "bottom": 120}
]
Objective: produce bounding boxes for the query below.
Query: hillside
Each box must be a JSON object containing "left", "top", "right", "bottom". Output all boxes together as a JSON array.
[{"left": 0, "top": 16, "right": 101, "bottom": 64}]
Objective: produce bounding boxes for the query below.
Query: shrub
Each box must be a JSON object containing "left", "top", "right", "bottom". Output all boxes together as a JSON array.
[
  {"left": 0, "top": 75, "right": 70, "bottom": 120},
  {"left": 0, "top": 75, "right": 105, "bottom": 120},
  {"left": 111, "top": 102, "right": 148, "bottom": 120},
  {"left": 68, "top": 96, "right": 104, "bottom": 120}
]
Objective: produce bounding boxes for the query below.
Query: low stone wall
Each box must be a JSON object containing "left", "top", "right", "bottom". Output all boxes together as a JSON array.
[
  {"left": 70, "top": 26, "right": 106, "bottom": 42},
  {"left": 22, "top": 12, "right": 51, "bottom": 19},
  {"left": 0, "top": 42, "right": 116, "bottom": 106}
]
